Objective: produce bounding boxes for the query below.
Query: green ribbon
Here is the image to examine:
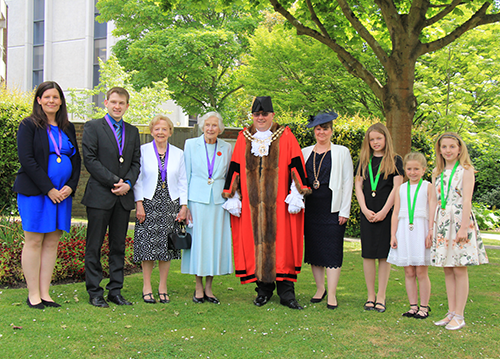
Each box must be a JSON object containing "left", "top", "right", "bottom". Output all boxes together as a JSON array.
[
  {"left": 440, "top": 161, "right": 459, "bottom": 210},
  {"left": 407, "top": 179, "right": 423, "bottom": 228},
  {"left": 369, "top": 156, "right": 382, "bottom": 196}
]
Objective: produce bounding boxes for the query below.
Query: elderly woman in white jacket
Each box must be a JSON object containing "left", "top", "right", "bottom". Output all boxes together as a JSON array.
[
  {"left": 302, "top": 111, "right": 353, "bottom": 310},
  {"left": 133, "top": 115, "right": 187, "bottom": 304}
]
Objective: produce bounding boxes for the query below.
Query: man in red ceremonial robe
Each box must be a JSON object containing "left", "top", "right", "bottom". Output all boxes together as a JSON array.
[{"left": 223, "top": 96, "right": 310, "bottom": 309}]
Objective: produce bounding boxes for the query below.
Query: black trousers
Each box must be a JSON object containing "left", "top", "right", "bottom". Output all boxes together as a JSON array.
[
  {"left": 256, "top": 281, "right": 295, "bottom": 301},
  {"left": 85, "top": 203, "right": 130, "bottom": 298}
]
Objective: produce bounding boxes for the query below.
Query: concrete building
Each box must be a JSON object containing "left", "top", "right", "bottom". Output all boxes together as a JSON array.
[
  {"left": 0, "top": 0, "right": 6, "bottom": 84},
  {"left": 5, "top": 0, "right": 190, "bottom": 126}
]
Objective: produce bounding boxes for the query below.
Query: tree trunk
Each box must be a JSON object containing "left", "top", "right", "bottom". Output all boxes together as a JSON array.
[{"left": 382, "top": 57, "right": 417, "bottom": 157}]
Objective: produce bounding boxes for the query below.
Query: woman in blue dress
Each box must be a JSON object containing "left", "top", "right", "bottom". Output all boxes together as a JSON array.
[
  {"left": 182, "top": 112, "right": 233, "bottom": 304},
  {"left": 13, "top": 81, "right": 81, "bottom": 309}
]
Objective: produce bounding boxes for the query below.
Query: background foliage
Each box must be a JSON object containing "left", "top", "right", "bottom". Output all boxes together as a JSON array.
[
  {"left": 0, "top": 219, "right": 138, "bottom": 287},
  {"left": 67, "top": 56, "right": 170, "bottom": 123},
  {"left": 0, "top": 88, "right": 32, "bottom": 215}
]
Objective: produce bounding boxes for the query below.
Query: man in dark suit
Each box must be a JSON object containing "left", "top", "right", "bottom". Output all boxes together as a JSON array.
[{"left": 82, "top": 87, "right": 141, "bottom": 307}]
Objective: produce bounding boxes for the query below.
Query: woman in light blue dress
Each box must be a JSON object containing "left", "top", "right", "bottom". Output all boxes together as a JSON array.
[{"left": 182, "top": 112, "right": 233, "bottom": 304}]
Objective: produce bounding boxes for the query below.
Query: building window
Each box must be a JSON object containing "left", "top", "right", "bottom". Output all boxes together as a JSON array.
[
  {"left": 33, "top": 0, "right": 44, "bottom": 88},
  {"left": 93, "top": 1, "right": 107, "bottom": 108}
]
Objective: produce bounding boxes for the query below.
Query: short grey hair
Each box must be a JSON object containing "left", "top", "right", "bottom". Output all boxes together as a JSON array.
[{"left": 198, "top": 111, "right": 225, "bottom": 134}]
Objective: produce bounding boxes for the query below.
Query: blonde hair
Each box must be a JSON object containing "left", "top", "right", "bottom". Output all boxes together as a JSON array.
[
  {"left": 434, "top": 132, "right": 474, "bottom": 176},
  {"left": 149, "top": 115, "right": 174, "bottom": 135},
  {"left": 404, "top": 152, "right": 427, "bottom": 169},
  {"left": 356, "top": 123, "right": 399, "bottom": 180}
]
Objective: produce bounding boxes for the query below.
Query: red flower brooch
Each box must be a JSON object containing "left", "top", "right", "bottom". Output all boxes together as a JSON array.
[{"left": 217, "top": 151, "right": 222, "bottom": 156}]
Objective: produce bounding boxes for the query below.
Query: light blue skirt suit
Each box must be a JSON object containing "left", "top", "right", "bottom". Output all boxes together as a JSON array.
[{"left": 181, "top": 135, "right": 233, "bottom": 276}]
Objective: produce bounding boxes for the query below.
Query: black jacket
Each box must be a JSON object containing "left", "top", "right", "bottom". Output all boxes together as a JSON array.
[{"left": 13, "top": 117, "right": 81, "bottom": 196}]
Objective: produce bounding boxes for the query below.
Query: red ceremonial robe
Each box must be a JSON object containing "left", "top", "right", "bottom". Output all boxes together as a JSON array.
[{"left": 223, "top": 123, "right": 310, "bottom": 284}]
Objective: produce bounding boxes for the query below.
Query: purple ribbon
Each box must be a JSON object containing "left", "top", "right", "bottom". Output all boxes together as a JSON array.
[
  {"left": 153, "top": 140, "right": 169, "bottom": 183},
  {"left": 204, "top": 139, "right": 217, "bottom": 180},
  {"left": 105, "top": 114, "right": 125, "bottom": 159},
  {"left": 46, "top": 126, "right": 62, "bottom": 158}
]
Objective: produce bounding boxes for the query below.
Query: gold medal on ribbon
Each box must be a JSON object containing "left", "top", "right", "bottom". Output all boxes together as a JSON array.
[
  {"left": 208, "top": 178, "right": 214, "bottom": 185},
  {"left": 441, "top": 209, "right": 446, "bottom": 216},
  {"left": 162, "top": 183, "right": 165, "bottom": 189},
  {"left": 409, "top": 224, "right": 414, "bottom": 231},
  {"left": 313, "top": 180, "right": 320, "bottom": 189},
  {"left": 372, "top": 191, "right": 376, "bottom": 197},
  {"left": 119, "top": 156, "right": 124, "bottom": 163},
  {"left": 56, "top": 157, "right": 62, "bottom": 163}
]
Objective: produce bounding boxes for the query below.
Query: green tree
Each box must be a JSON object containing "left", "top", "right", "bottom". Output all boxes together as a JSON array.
[
  {"left": 97, "top": 0, "right": 261, "bottom": 118},
  {"left": 67, "top": 56, "right": 170, "bottom": 123},
  {"left": 414, "top": 21, "right": 500, "bottom": 144},
  {"left": 161, "top": 0, "right": 500, "bottom": 155},
  {"left": 239, "top": 21, "right": 383, "bottom": 117}
]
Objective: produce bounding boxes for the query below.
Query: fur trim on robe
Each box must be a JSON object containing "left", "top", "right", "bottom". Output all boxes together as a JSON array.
[{"left": 223, "top": 123, "right": 310, "bottom": 283}]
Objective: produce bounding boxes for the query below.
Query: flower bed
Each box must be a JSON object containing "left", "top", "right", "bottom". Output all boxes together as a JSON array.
[{"left": 0, "top": 218, "right": 138, "bottom": 287}]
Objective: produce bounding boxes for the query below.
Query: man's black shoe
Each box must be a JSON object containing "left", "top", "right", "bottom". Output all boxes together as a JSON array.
[
  {"left": 253, "top": 295, "right": 270, "bottom": 307},
  {"left": 280, "top": 299, "right": 303, "bottom": 310},
  {"left": 89, "top": 296, "right": 109, "bottom": 308},
  {"left": 107, "top": 294, "right": 132, "bottom": 306}
]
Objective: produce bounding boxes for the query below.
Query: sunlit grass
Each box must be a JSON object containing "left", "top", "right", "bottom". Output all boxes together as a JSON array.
[{"left": 0, "top": 241, "right": 498, "bottom": 358}]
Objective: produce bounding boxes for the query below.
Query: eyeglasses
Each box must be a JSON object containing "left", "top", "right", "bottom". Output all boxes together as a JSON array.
[{"left": 252, "top": 112, "right": 270, "bottom": 117}]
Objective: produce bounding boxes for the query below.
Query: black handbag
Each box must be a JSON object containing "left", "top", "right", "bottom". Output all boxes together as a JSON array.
[{"left": 168, "top": 221, "right": 192, "bottom": 250}]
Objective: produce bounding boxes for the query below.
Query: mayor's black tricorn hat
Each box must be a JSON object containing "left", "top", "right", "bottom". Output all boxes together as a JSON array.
[{"left": 251, "top": 96, "right": 274, "bottom": 113}]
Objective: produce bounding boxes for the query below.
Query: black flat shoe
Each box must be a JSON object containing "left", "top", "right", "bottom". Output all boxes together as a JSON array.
[
  {"left": 364, "top": 300, "right": 375, "bottom": 310},
  {"left": 414, "top": 305, "right": 431, "bottom": 319},
  {"left": 89, "top": 296, "right": 109, "bottom": 308},
  {"left": 402, "top": 304, "right": 418, "bottom": 317},
  {"left": 27, "top": 298, "right": 45, "bottom": 309},
  {"left": 310, "top": 290, "right": 327, "bottom": 303},
  {"left": 158, "top": 292, "right": 170, "bottom": 304},
  {"left": 41, "top": 299, "right": 61, "bottom": 308},
  {"left": 280, "top": 298, "right": 304, "bottom": 310},
  {"left": 193, "top": 291, "right": 205, "bottom": 303},
  {"left": 204, "top": 294, "right": 220, "bottom": 304},
  {"left": 374, "top": 302, "right": 386, "bottom": 313},
  {"left": 107, "top": 294, "right": 133, "bottom": 306},
  {"left": 142, "top": 293, "right": 156, "bottom": 304},
  {"left": 253, "top": 295, "right": 270, "bottom": 307}
]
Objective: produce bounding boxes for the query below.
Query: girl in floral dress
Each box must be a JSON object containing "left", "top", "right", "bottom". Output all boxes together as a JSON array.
[{"left": 431, "top": 132, "right": 488, "bottom": 330}]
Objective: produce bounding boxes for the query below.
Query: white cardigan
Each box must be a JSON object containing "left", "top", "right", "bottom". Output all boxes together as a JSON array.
[
  {"left": 302, "top": 143, "right": 353, "bottom": 218},
  {"left": 133, "top": 141, "right": 187, "bottom": 205}
]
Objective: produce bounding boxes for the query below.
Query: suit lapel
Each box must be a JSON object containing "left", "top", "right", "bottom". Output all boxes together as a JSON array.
[{"left": 101, "top": 117, "right": 119, "bottom": 154}]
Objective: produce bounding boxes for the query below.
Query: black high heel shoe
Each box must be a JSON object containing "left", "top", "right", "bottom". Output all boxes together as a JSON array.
[
  {"left": 204, "top": 293, "right": 220, "bottom": 304},
  {"left": 27, "top": 298, "right": 45, "bottom": 309},
  {"left": 41, "top": 299, "right": 61, "bottom": 308},
  {"left": 310, "top": 290, "right": 327, "bottom": 303},
  {"left": 142, "top": 293, "right": 156, "bottom": 304}
]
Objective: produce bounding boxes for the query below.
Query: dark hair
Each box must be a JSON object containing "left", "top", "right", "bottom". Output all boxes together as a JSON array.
[
  {"left": 31, "top": 81, "right": 69, "bottom": 130},
  {"left": 106, "top": 87, "right": 130, "bottom": 103},
  {"left": 318, "top": 121, "right": 333, "bottom": 130}
]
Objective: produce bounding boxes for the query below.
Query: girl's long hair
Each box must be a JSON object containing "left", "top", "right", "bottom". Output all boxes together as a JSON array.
[
  {"left": 434, "top": 132, "right": 474, "bottom": 176},
  {"left": 356, "top": 123, "right": 398, "bottom": 180},
  {"left": 30, "top": 81, "right": 69, "bottom": 131}
]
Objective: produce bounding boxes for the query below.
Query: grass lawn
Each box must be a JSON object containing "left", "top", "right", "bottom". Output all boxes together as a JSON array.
[{"left": 0, "top": 241, "right": 498, "bottom": 358}]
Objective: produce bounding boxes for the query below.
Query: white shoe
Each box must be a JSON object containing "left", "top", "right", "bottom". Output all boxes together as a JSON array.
[
  {"left": 434, "top": 311, "right": 455, "bottom": 326},
  {"left": 445, "top": 314, "right": 466, "bottom": 330}
]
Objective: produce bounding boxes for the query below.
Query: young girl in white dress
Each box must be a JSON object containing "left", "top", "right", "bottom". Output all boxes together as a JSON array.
[
  {"left": 388, "top": 152, "right": 436, "bottom": 319},
  {"left": 431, "top": 132, "right": 488, "bottom": 331}
]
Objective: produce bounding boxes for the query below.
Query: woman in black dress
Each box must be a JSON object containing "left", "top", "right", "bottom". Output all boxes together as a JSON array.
[
  {"left": 302, "top": 111, "right": 353, "bottom": 310},
  {"left": 355, "top": 123, "right": 403, "bottom": 313}
]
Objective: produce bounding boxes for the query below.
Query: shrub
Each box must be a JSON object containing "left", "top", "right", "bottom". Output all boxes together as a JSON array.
[
  {"left": 0, "top": 88, "right": 32, "bottom": 215},
  {"left": 0, "top": 218, "right": 138, "bottom": 287},
  {"left": 472, "top": 202, "right": 500, "bottom": 231}
]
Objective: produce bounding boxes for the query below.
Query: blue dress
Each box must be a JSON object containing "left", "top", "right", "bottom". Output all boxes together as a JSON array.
[
  {"left": 181, "top": 137, "right": 233, "bottom": 276},
  {"left": 18, "top": 125, "right": 75, "bottom": 233}
]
